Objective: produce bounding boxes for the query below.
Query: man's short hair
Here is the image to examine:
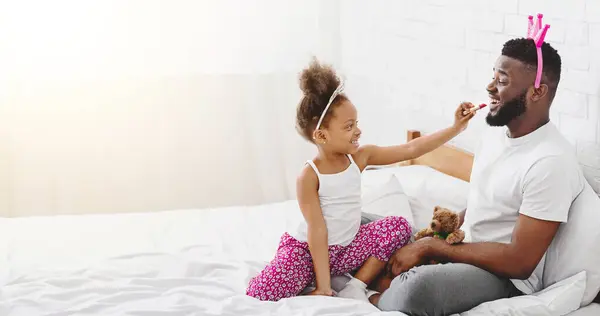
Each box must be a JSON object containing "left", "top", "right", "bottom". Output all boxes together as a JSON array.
[{"left": 501, "top": 38, "right": 562, "bottom": 98}]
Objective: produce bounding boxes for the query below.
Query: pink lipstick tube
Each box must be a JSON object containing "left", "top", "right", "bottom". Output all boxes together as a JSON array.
[{"left": 463, "top": 103, "right": 488, "bottom": 115}]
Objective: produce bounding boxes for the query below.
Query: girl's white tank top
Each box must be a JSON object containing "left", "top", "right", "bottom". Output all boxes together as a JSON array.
[{"left": 292, "top": 154, "right": 362, "bottom": 247}]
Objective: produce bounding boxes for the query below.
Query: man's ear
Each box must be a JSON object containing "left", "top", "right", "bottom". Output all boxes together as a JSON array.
[{"left": 531, "top": 84, "right": 549, "bottom": 102}]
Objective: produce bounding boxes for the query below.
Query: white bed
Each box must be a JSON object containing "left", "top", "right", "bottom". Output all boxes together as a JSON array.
[{"left": 1, "top": 131, "right": 599, "bottom": 316}]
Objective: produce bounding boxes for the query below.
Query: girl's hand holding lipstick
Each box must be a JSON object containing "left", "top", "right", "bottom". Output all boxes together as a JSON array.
[
  {"left": 453, "top": 102, "right": 483, "bottom": 132},
  {"left": 462, "top": 103, "right": 488, "bottom": 116}
]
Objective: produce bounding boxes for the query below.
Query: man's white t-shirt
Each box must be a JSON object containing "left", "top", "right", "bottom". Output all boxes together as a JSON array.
[{"left": 462, "top": 121, "right": 586, "bottom": 295}]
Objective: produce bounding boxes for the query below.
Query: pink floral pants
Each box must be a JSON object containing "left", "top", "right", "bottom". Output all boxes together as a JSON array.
[{"left": 246, "top": 216, "right": 411, "bottom": 301}]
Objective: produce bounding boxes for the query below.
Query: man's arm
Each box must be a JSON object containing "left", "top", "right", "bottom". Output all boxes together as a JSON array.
[
  {"left": 426, "top": 214, "right": 561, "bottom": 279},
  {"left": 429, "top": 156, "right": 571, "bottom": 279}
]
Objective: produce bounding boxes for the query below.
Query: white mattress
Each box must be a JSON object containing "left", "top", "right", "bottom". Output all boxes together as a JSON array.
[{"left": 0, "top": 166, "right": 597, "bottom": 315}]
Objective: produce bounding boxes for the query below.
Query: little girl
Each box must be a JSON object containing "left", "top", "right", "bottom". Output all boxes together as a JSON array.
[{"left": 246, "top": 58, "right": 476, "bottom": 302}]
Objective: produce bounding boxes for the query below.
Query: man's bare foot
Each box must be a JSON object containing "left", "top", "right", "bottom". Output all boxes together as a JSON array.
[
  {"left": 372, "top": 273, "right": 393, "bottom": 293},
  {"left": 369, "top": 293, "right": 381, "bottom": 305}
]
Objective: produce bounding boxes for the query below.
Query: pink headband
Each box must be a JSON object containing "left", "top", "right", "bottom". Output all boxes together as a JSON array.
[{"left": 526, "top": 13, "right": 550, "bottom": 88}]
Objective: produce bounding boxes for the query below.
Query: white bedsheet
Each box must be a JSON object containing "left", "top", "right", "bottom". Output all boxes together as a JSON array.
[
  {"left": 567, "top": 303, "right": 600, "bottom": 316},
  {"left": 0, "top": 190, "right": 596, "bottom": 315},
  {"left": 0, "top": 200, "right": 407, "bottom": 315}
]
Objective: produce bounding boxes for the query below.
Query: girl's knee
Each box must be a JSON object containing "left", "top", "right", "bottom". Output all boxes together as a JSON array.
[
  {"left": 246, "top": 278, "right": 263, "bottom": 299},
  {"left": 384, "top": 216, "right": 410, "bottom": 230},
  {"left": 378, "top": 216, "right": 411, "bottom": 240},
  {"left": 246, "top": 266, "right": 312, "bottom": 301},
  {"left": 246, "top": 269, "right": 283, "bottom": 301},
  {"left": 246, "top": 275, "right": 266, "bottom": 298},
  {"left": 246, "top": 277, "right": 285, "bottom": 301},
  {"left": 370, "top": 216, "right": 412, "bottom": 260}
]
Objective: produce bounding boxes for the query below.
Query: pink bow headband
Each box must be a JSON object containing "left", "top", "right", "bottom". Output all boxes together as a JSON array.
[{"left": 526, "top": 13, "right": 550, "bottom": 88}]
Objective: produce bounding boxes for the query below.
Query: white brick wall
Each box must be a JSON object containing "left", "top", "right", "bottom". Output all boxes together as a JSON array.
[{"left": 339, "top": 0, "right": 600, "bottom": 194}]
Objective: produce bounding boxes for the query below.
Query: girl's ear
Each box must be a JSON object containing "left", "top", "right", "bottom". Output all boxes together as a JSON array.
[{"left": 313, "top": 129, "right": 328, "bottom": 144}]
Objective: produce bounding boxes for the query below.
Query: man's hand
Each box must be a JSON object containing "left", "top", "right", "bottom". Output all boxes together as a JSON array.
[
  {"left": 423, "top": 214, "right": 562, "bottom": 280},
  {"left": 386, "top": 238, "right": 431, "bottom": 277}
]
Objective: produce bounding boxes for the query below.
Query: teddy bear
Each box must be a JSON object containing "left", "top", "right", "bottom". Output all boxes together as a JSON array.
[{"left": 414, "top": 206, "right": 465, "bottom": 245}]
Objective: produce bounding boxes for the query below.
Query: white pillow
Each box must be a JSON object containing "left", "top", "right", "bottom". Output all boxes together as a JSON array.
[
  {"left": 543, "top": 182, "right": 600, "bottom": 307},
  {"left": 363, "top": 165, "right": 470, "bottom": 230},
  {"left": 457, "top": 271, "right": 587, "bottom": 316},
  {"left": 361, "top": 174, "right": 415, "bottom": 227}
]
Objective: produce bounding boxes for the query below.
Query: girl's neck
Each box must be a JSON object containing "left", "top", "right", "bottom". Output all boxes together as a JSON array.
[{"left": 316, "top": 146, "right": 347, "bottom": 163}]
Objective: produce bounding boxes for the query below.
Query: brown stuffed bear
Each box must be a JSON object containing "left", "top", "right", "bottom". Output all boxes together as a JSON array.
[{"left": 414, "top": 206, "right": 465, "bottom": 244}]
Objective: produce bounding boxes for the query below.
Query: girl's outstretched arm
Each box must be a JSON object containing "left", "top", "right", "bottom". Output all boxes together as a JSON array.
[
  {"left": 355, "top": 102, "right": 475, "bottom": 168},
  {"left": 296, "top": 166, "right": 332, "bottom": 296}
]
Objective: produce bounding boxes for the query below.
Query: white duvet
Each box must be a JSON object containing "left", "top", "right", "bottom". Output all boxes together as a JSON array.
[
  {"left": 1, "top": 167, "right": 598, "bottom": 316},
  {"left": 0, "top": 201, "right": 405, "bottom": 316}
]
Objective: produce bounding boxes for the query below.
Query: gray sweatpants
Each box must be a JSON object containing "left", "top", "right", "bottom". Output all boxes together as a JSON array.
[
  {"left": 378, "top": 263, "right": 522, "bottom": 315},
  {"left": 360, "top": 213, "right": 522, "bottom": 316}
]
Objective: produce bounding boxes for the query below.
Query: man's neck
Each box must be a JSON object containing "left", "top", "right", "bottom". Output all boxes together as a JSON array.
[{"left": 506, "top": 114, "right": 550, "bottom": 139}]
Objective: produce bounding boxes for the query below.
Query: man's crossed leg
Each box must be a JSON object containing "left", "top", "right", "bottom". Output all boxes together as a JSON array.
[
  {"left": 376, "top": 263, "right": 522, "bottom": 316},
  {"left": 357, "top": 213, "right": 522, "bottom": 315}
]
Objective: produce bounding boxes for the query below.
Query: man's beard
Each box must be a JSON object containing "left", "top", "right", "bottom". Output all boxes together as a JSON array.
[{"left": 486, "top": 91, "right": 527, "bottom": 127}]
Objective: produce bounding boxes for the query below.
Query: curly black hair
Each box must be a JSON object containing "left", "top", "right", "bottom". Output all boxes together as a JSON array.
[
  {"left": 501, "top": 38, "right": 562, "bottom": 98},
  {"left": 295, "top": 58, "right": 347, "bottom": 142}
]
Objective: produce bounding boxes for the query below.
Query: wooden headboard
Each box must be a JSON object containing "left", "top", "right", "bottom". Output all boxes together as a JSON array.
[{"left": 405, "top": 130, "right": 474, "bottom": 183}]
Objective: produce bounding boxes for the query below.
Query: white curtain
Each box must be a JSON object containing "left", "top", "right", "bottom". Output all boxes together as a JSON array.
[{"left": 0, "top": 0, "right": 341, "bottom": 217}]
